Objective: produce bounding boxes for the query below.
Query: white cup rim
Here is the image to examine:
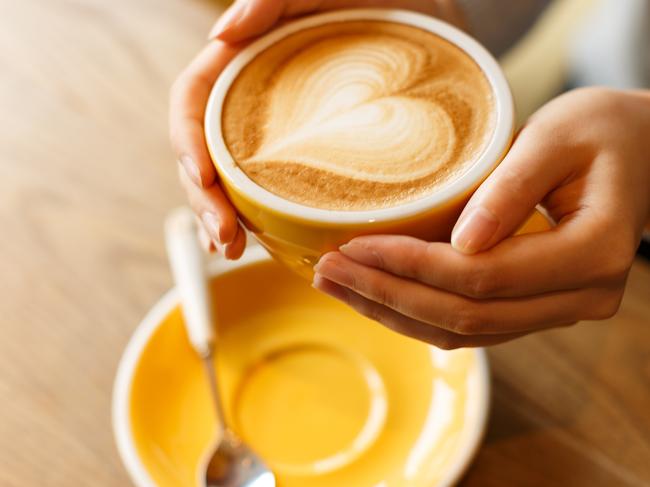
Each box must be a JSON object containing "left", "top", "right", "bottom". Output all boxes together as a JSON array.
[{"left": 205, "top": 8, "right": 514, "bottom": 224}]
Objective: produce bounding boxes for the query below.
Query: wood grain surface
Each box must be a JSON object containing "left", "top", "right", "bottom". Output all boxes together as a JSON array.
[{"left": 0, "top": 1, "right": 648, "bottom": 486}]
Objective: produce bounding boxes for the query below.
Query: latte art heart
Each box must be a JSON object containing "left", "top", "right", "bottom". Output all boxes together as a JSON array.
[
  {"left": 250, "top": 96, "right": 455, "bottom": 182},
  {"left": 223, "top": 21, "right": 495, "bottom": 210}
]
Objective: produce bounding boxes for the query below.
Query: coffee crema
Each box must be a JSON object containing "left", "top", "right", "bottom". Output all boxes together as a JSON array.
[{"left": 222, "top": 21, "right": 495, "bottom": 211}]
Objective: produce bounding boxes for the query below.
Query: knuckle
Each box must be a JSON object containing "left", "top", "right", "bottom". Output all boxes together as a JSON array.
[
  {"left": 362, "top": 239, "right": 387, "bottom": 269},
  {"left": 404, "top": 253, "right": 425, "bottom": 281},
  {"left": 434, "top": 335, "right": 463, "bottom": 351},
  {"left": 412, "top": 242, "right": 436, "bottom": 280},
  {"left": 375, "top": 286, "right": 392, "bottom": 309},
  {"left": 583, "top": 219, "right": 636, "bottom": 284},
  {"left": 589, "top": 292, "right": 624, "bottom": 320},
  {"left": 597, "top": 247, "right": 634, "bottom": 283},
  {"left": 458, "top": 261, "right": 500, "bottom": 298},
  {"left": 500, "top": 165, "right": 531, "bottom": 195},
  {"left": 452, "top": 305, "right": 483, "bottom": 335},
  {"left": 364, "top": 274, "right": 395, "bottom": 309},
  {"left": 467, "top": 274, "right": 498, "bottom": 299}
]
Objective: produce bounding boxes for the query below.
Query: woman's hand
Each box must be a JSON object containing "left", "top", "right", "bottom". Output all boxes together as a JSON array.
[
  {"left": 169, "top": 0, "right": 465, "bottom": 257},
  {"left": 207, "top": 0, "right": 464, "bottom": 43},
  {"left": 169, "top": 41, "right": 246, "bottom": 259},
  {"left": 313, "top": 87, "right": 650, "bottom": 348}
]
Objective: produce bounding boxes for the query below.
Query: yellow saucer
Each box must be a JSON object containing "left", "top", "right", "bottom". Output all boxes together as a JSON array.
[{"left": 113, "top": 246, "right": 489, "bottom": 487}]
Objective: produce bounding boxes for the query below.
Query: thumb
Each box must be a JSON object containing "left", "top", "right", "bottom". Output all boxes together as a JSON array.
[
  {"left": 451, "top": 126, "right": 570, "bottom": 254},
  {"left": 209, "top": 0, "right": 292, "bottom": 43}
]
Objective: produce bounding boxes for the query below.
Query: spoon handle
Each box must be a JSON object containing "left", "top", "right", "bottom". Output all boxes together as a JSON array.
[{"left": 164, "top": 207, "right": 215, "bottom": 358}]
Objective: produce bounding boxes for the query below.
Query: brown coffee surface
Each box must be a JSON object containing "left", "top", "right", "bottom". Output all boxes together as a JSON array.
[{"left": 222, "top": 21, "right": 495, "bottom": 211}]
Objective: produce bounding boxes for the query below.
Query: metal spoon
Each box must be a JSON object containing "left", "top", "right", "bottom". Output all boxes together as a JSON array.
[{"left": 165, "top": 208, "right": 276, "bottom": 487}]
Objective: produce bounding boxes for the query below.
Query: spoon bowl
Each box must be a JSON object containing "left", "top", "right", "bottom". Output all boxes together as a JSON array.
[{"left": 205, "top": 430, "right": 276, "bottom": 487}]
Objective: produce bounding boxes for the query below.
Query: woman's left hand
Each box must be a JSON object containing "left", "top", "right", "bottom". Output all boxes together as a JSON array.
[{"left": 313, "top": 87, "right": 650, "bottom": 349}]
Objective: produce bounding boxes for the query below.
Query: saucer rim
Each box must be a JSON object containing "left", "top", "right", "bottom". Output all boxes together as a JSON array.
[{"left": 112, "top": 246, "right": 490, "bottom": 487}]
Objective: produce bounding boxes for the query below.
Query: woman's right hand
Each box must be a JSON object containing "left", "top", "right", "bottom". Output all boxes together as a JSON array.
[{"left": 169, "top": 0, "right": 465, "bottom": 258}]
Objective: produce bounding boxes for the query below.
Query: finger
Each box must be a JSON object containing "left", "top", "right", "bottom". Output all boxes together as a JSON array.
[
  {"left": 179, "top": 163, "right": 240, "bottom": 245},
  {"left": 210, "top": 0, "right": 453, "bottom": 43},
  {"left": 314, "top": 252, "right": 619, "bottom": 334},
  {"left": 340, "top": 224, "right": 627, "bottom": 298},
  {"left": 169, "top": 40, "right": 240, "bottom": 188},
  {"left": 223, "top": 225, "right": 247, "bottom": 260},
  {"left": 451, "top": 122, "right": 577, "bottom": 254},
  {"left": 211, "top": 0, "right": 287, "bottom": 43},
  {"left": 313, "top": 275, "right": 529, "bottom": 348},
  {"left": 196, "top": 217, "right": 217, "bottom": 253}
]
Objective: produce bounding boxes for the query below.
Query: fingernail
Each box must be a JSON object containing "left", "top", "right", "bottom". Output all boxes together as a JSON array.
[
  {"left": 312, "top": 273, "right": 325, "bottom": 289},
  {"left": 209, "top": 1, "right": 247, "bottom": 39},
  {"left": 312, "top": 274, "right": 349, "bottom": 303},
  {"left": 313, "top": 256, "right": 352, "bottom": 287},
  {"left": 451, "top": 207, "right": 499, "bottom": 254},
  {"left": 179, "top": 154, "right": 202, "bottom": 187},
  {"left": 201, "top": 212, "right": 222, "bottom": 245},
  {"left": 339, "top": 241, "right": 381, "bottom": 267}
]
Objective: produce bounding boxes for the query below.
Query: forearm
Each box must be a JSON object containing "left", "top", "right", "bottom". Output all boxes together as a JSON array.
[
  {"left": 320, "top": 0, "right": 464, "bottom": 26},
  {"left": 319, "top": 0, "right": 551, "bottom": 56}
]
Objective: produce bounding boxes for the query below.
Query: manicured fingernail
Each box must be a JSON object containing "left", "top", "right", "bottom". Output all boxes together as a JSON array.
[
  {"left": 312, "top": 274, "right": 349, "bottom": 303},
  {"left": 201, "top": 212, "right": 222, "bottom": 245},
  {"left": 313, "top": 256, "right": 352, "bottom": 287},
  {"left": 179, "top": 154, "right": 202, "bottom": 187},
  {"left": 209, "top": 1, "right": 247, "bottom": 39},
  {"left": 339, "top": 241, "right": 381, "bottom": 267},
  {"left": 312, "top": 273, "right": 324, "bottom": 289},
  {"left": 451, "top": 207, "right": 499, "bottom": 254}
]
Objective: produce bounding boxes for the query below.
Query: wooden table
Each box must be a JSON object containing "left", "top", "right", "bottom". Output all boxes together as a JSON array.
[{"left": 1, "top": 1, "right": 649, "bottom": 485}]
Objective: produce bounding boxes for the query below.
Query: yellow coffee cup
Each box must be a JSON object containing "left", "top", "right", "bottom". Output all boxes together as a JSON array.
[{"left": 205, "top": 9, "right": 516, "bottom": 279}]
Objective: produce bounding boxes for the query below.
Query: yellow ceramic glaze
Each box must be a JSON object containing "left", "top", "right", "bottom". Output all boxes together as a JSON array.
[
  {"left": 219, "top": 180, "right": 547, "bottom": 279},
  {"left": 204, "top": 9, "right": 517, "bottom": 279},
  {"left": 218, "top": 171, "right": 491, "bottom": 278},
  {"left": 129, "top": 260, "right": 485, "bottom": 487}
]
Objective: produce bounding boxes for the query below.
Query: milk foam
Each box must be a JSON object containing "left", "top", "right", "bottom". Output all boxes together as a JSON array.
[{"left": 222, "top": 21, "right": 495, "bottom": 210}]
